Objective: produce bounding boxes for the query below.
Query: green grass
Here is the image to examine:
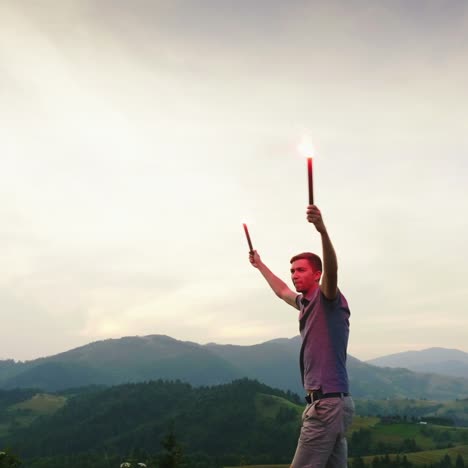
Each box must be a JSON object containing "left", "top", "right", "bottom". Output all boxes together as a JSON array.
[
  {"left": 229, "top": 446, "right": 468, "bottom": 468},
  {"left": 355, "top": 398, "right": 468, "bottom": 426},
  {"left": 227, "top": 420, "right": 468, "bottom": 468},
  {"left": 0, "top": 393, "right": 67, "bottom": 435},
  {"left": 359, "top": 444, "right": 468, "bottom": 465},
  {"left": 11, "top": 393, "right": 66, "bottom": 414},
  {"left": 370, "top": 423, "right": 435, "bottom": 450},
  {"left": 255, "top": 393, "right": 302, "bottom": 419},
  {"left": 225, "top": 465, "right": 288, "bottom": 468},
  {"left": 255, "top": 394, "right": 380, "bottom": 431},
  {"left": 347, "top": 415, "right": 380, "bottom": 434},
  {"left": 370, "top": 422, "right": 468, "bottom": 451}
]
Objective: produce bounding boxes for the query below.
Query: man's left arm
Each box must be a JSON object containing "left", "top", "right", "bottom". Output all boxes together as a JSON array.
[
  {"left": 307, "top": 205, "right": 338, "bottom": 300},
  {"left": 319, "top": 229, "right": 338, "bottom": 300}
]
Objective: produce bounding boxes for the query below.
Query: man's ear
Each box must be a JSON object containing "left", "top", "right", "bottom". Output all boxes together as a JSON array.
[{"left": 315, "top": 270, "right": 322, "bottom": 283}]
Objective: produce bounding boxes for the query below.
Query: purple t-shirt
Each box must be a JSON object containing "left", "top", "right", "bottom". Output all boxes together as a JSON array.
[{"left": 296, "top": 287, "right": 350, "bottom": 393}]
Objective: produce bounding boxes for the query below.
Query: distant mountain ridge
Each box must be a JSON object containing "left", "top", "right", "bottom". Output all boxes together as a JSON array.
[
  {"left": 0, "top": 335, "right": 242, "bottom": 389},
  {"left": 367, "top": 347, "right": 468, "bottom": 379},
  {"left": 1, "top": 335, "right": 468, "bottom": 400}
]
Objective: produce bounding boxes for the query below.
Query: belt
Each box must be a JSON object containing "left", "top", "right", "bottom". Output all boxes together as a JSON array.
[{"left": 305, "top": 391, "right": 349, "bottom": 404}]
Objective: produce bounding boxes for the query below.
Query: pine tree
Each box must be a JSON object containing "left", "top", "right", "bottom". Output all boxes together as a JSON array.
[
  {"left": 441, "top": 454, "right": 452, "bottom": 468},
  {"left": 159, "top": 424, "right": 185, "bottom": 468}
]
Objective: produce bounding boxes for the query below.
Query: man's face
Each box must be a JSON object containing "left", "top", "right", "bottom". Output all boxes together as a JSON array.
[{"left": 290, "top": 259, "right": 321, "bottom": 294}]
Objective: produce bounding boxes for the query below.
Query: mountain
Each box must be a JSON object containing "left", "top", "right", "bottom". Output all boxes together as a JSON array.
[
  {"left": 1, "top": 335, "right": 468, "bottom": 400},
  {"left": 0, "top": 335, "right": 242, "bottom": 390},
  {"left": 367, "top": 348, "right": 468, "bottom": 379},
  {"left": 206, "top": 339, "right": 468, "bottom": 400},
  {"left": 205, "top": 336, "right": 302, "bottom": 394}
]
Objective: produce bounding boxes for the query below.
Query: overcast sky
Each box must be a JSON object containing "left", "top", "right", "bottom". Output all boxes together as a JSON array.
[{"left": 1, "top": 0, "right": 467, "bottom": 362}]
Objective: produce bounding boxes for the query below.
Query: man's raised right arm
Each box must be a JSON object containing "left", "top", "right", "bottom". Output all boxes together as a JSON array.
[{"left": 249, "top": 250, "right": 299, "bottom": 310}]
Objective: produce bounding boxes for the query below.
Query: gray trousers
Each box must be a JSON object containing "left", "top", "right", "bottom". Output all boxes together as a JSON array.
[{"left": 291, "top": 396, "right": 355, "bottom": 468}]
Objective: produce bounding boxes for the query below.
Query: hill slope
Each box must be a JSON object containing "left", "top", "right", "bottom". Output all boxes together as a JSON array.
[
  {"left": 1, "top": 335, "right": 468, "bottom": 400},
  {"left": 3, "top": 382, "right": 468, "bottom": 468},
  {"left": 3, "top": 379, "right": 301, "bottom": 466},
  {"left": 367, "top": 348, "right": 468, "bottom": 379},
  {"left": 0, "top": 335, "right": 242, "bottom": 390}
]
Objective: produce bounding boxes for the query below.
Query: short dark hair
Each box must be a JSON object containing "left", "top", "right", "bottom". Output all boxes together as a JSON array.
[{"left": 290, "top": 252, "right": 322, "bottom": 272}]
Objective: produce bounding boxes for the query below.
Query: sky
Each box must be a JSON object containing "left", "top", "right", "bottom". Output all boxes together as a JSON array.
[{"left": 1, "top": 0, "right": 467, "bottom": 362}]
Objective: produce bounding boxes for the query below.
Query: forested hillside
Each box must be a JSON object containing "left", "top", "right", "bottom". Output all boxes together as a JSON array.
[
  {"left": 2, "top": 381, "right": 468, "bottom": 467},
  {"left": 2, "top": 379, "right": 301, "bottom": 467}
]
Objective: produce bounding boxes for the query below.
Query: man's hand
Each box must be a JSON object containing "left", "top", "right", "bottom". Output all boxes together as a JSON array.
[
  {"left": 307, "top": 205, "right": 338, "bottom": 299},
  {"left": 307, "top": 205, "right": 326, "bottom": 233},
  {"left": 249, "top": 250, "right": 262, "bottom": 268},
  {"left": 249, "top": 250, "right": 299, "bottom": 309}
]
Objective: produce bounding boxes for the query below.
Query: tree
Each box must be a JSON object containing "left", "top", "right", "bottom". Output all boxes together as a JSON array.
[
  {"left": 402, "top": 455, "right": 412, "bottom": 468},
  {"left": 455, "top": 455, "right": 465, "bottom": 468},
  {"left": 0, "top": 450, "right": 22, "bottom": 468},
  {"left": 159, "top": 425, "right": 185, "bottom": 468},
  {"left": 440, "top": 454, "right": 452, "bottom": 468}
]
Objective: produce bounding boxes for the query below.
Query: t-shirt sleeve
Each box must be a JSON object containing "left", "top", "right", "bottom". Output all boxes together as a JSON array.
[
  {"left": 320, "top": 288, "right": 341, "bottom": 305},
  {"left": 295, "top": 294, "right": 303, "bottom": 309}
]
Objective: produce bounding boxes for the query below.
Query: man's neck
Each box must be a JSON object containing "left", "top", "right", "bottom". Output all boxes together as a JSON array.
[{"left": 302, "top": 283, "right": 320, "bottom": 300}]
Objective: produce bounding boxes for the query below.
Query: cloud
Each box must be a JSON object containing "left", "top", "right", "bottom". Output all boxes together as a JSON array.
[{"left": 0, "top": 0, "right": 467, "bottom": 360}]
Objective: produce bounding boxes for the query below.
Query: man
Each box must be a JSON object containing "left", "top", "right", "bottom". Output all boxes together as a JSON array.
[{"left": 249, "top": 205, "right": 354, "bottom": 468}]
